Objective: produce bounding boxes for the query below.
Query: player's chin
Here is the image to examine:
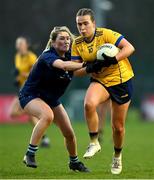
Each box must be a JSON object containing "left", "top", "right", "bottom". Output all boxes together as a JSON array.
[
  {"left": 81, "top": 32, "right": 87, "bottom": 37},
  {"left": 61, "top": 46, "right": 69, "bottom": 52}
]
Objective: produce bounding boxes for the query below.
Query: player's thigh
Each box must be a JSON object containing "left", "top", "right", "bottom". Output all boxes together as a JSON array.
[
  {"left": 84, "top": 82, "right": 110, "bottom": 106},
  {"left": 53, "top": 104, "right": 75, "bottom": 137},
  {"left": 24, "top": 98, "right": 54, "bottom": 120},
  {"left": 111, "top": 100, "right": 131, "bottom": 127}
]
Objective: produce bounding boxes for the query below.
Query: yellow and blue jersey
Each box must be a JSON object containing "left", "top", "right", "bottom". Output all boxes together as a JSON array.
[
  {"left": 15, "top": 51, "right": 37, "bottom": 87},
  {"left": 71, "top": 27, "right": 134, "bottom": 87}
]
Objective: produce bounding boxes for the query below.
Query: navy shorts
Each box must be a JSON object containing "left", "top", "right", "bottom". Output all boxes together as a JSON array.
[
  {"left": 91, "top": 78, "right": 133, "bottom": 105},
  {"left": 19, "top": 93, "right": 61, "bottom": 109}
]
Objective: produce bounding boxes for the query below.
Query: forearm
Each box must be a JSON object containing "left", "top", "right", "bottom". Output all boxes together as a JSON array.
[
  {"left": 116, "top": 39, "right": 135, "bottom": 61},
  {"left": 63, "top": 61, "right": 83, "bottom": 71},
  {"left": 74, "top": 67, "right": 88, "bottom": 77},
  {"left": 52, "top": 59, "right": 83, "bottom": 71},
  {"left": 116, "top": 45, "right": 135, "bottom": 61}
]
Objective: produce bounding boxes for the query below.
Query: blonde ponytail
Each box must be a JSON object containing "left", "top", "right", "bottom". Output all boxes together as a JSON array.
[{"left": 45, "top": 39, "right": 52, "bottom": 51}]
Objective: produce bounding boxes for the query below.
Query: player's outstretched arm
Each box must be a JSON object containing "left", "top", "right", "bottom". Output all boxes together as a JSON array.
[
  {"left": 52, "top": 59, "right": 83, "bottom": 71},
  {"left": 73, "top": 67, "right": 87, "bottom": 77}
]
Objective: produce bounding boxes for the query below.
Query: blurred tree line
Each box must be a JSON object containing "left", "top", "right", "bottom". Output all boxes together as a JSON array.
[{"left": 0, "top": 0, "right": 154, "bottom": 107}]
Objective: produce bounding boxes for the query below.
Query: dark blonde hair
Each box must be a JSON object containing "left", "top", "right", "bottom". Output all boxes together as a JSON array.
[
  {"left": 76, "top": 8, "right": 95, "bottom": 22},
  {"left": 45, "top": 26, "right": 75, "bottom": 50},
  {"left": 15, "top": 36, "right": 30, "bottom": 48}
]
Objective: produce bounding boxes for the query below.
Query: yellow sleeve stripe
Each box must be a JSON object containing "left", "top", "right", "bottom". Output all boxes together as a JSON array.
[
  {"left": 95, "top": 31, "right": 103, "bottom": 37},
  {"left": 75, "top": 37, "right": 84, "bottom": 44}
]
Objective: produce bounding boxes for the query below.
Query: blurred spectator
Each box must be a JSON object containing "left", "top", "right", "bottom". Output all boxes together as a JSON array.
[
  {"left": 141, "top": 95, "right": 154, "bottom": 121},
  {"left": 9, "top": 36, "right": 50, "bottom": 147}
]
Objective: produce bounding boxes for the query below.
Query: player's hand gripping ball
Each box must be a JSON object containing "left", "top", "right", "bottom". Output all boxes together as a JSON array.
[
  {"left": 96, "top": 43, "right": 119, "bottom": 67},
  {"left": 97, "top": 43, "right": 120, "bottom": 60}
]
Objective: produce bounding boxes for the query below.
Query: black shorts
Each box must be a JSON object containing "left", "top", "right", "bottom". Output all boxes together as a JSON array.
[
  {"left": 19, "top": 93, "right": 61, "bottom": 109},
  {"left": 91, "top": 78, "right": 133, "bottom": 105}
]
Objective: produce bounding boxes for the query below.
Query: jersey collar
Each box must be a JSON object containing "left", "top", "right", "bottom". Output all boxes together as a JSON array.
[{"left": 84, "top": 29, "right": 96, "bottom": 44}]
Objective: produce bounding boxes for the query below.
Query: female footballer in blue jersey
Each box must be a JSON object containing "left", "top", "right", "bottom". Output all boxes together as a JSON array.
[
  {"left": 72, "top": 8, "right": 135, "bottom": 174},
  {"left": 19, "top": 26, "right": 90, "bottom": 172}
]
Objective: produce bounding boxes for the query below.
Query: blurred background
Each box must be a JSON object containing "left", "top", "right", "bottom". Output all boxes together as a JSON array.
[
  {"left": 1, "top": 1, "right": 154, "bottom": 179},
  {"left": 0, "top": 0, "right": 154, "bottom": 122}
]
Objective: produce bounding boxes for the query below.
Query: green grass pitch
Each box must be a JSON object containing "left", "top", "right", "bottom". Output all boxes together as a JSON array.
[{"left": 0, "top": 109, "right": 154, "bottom": 179}]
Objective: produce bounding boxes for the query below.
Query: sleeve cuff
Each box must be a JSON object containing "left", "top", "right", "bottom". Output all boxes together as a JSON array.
[{"left": 115, "top": 35, "right": 124, "bottom": 47}]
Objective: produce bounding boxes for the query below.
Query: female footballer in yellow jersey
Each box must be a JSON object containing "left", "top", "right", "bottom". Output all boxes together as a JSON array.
[
  {"left": 72, "top": 8, "right": 135, "bottom": 174},
  {"left": 9, "top": 37, "right": 50, "bottom": 147}
]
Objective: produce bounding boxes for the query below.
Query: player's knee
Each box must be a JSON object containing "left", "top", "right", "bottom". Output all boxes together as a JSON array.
[
  {"left": 84, "top": 101, "right": 96, "bottom": 112},
  {"left": 9, "top": 110, "right": 17, "bottom": 118},
  {"left": 112, "top": 124, "right": 125, "bottom": 134},
  {"left": 9, "top": 111, "right": 14, "bottom": 117},
  {"left": 42, "top": 112, "right": 54, "bottom": 125}
]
